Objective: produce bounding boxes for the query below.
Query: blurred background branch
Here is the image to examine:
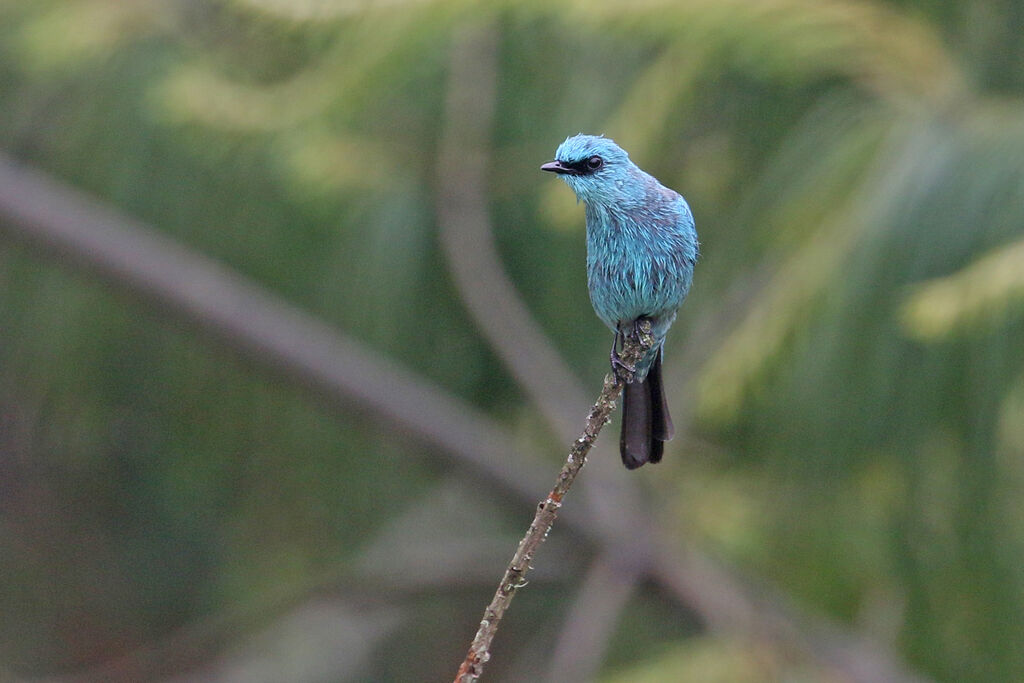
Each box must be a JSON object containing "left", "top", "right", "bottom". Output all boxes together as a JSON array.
[
  {"left": 436, "top": 22, "right": 590, "bottom": 440},
  {"left": 0, "top": 155, "right": 548, "bottom": 499}
]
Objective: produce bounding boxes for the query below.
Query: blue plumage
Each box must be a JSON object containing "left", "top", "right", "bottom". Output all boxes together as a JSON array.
[{"left": 542, "top": 134, "right": 697, "bottom": 468}]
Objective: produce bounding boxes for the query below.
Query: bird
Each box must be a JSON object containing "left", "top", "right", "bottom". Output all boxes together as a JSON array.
[{"left": 542, "top": 134, "right": 697, "bottom": 469}]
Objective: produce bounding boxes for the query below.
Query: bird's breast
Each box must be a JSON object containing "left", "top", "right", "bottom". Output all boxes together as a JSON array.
[{"left": 585, "top": 205, "right": 694, "bottom": 330}]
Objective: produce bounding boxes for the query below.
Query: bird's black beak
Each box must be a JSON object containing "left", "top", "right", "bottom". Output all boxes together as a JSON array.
[{"left": 540, "top": 160, "right": 579, "bottom": 175}]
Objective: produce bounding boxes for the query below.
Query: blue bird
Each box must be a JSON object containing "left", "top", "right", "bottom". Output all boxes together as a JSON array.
[{"left": 542, "top": 134, "right": 697, "bottom": 469}]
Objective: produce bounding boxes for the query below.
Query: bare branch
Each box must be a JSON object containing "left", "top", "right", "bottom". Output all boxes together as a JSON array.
[{"left": 454, "top": 322, "right": 655, "bottom": 683}]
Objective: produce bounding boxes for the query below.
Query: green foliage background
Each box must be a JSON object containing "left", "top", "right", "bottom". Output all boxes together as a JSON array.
[{"left": 2, "top": 0, "right": 1024, "bottom": 681}]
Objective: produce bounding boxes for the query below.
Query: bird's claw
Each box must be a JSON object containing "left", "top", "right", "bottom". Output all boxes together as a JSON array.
[
  {"left": 610, "top": 329, "right": 637, "bottom": 382},
  {"left": 610, "top": 350, "right": 635, "bottom": 382},
  {"left": 609, "top": 317, "right": 654, "bottom": 382}
]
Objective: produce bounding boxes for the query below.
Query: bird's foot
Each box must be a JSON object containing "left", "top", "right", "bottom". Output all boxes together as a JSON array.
[
  {"left": 610, "top": 318, "right": 655, "bottom": 382},
  {"left": 629, "top": 316, "right": 652, "bottom": 342},
  {"left": 610, "top": 349, "right": 635, "bottom": 382},
  {"left": 609, "top": 328, "right": 636, "bottom": 382}
]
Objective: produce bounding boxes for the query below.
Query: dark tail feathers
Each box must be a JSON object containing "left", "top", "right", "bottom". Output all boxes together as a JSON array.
[{"left": 620, "top": 350, "right": 674, "bottom": 469}]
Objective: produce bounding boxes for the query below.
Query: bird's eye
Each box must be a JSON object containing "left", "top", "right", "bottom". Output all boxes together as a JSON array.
[{"left": 587, "top": 156, "right": 604, "bottom": 170}]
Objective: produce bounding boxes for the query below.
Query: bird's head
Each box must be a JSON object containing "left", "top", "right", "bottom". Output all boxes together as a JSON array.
[{"left": 541, "top": 134, "right": 635, "bottom": 204}]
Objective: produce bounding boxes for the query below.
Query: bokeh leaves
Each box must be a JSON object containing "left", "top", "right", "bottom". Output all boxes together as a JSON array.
[{"left": 3, "top": 0, "right": 1024, "bottom": 681}]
